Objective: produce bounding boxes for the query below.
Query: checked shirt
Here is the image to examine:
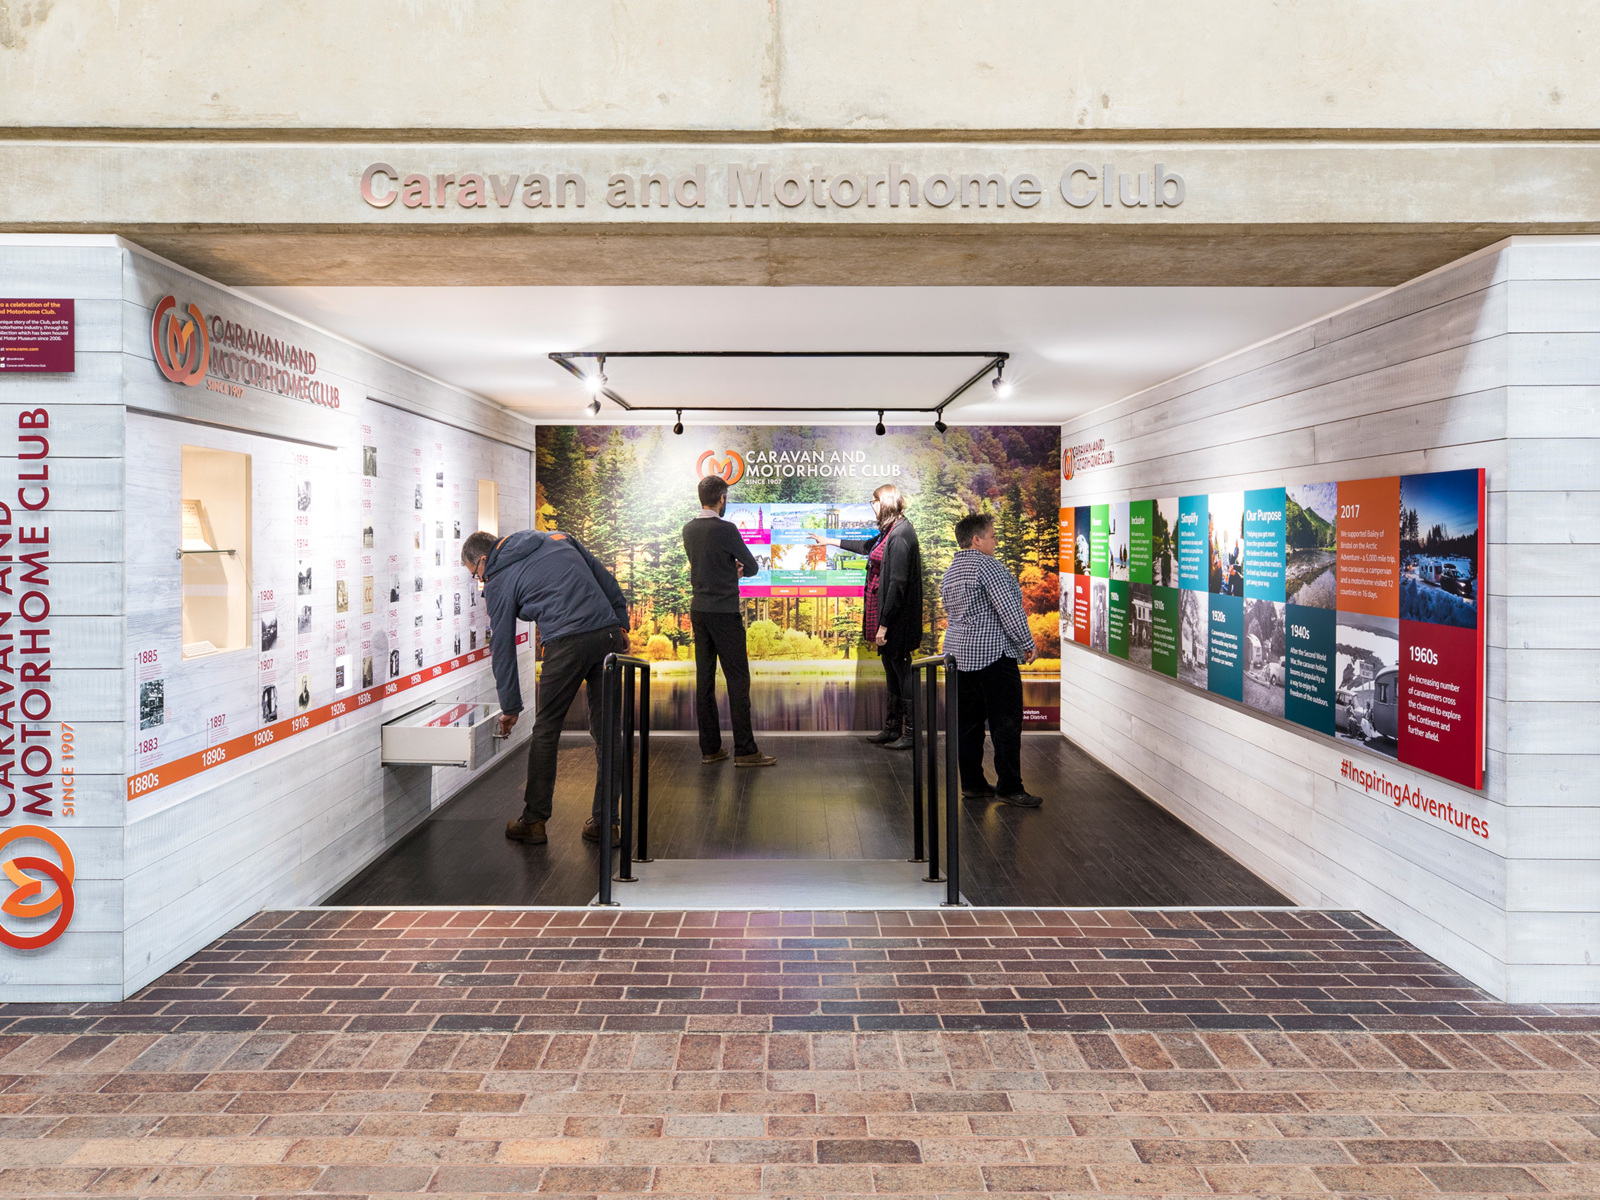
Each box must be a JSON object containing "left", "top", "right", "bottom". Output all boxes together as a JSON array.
[{"left": 940, "top": 548, "right": 1034, "bottom": 672}]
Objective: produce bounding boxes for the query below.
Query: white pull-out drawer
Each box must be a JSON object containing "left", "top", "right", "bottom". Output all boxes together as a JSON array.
[{"left": 382, "top": 701, "right": 503, "bottom": 769}]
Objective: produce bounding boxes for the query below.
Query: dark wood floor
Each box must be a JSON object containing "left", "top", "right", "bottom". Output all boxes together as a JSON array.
[{"left": 331, "top": 733, "right": 1289, "bottom": 909}]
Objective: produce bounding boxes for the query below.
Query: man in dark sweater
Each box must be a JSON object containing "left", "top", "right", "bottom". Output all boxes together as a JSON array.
[
  {"left": 681, "top": 475, "right": 776, "bottom": 767},
  {"left": 464, "top": 528, "right": 631, "bottom": 845}
]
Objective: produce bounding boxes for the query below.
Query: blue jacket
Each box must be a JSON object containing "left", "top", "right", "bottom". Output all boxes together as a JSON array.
[{"left": 483, "top": 529, "right": 627, "bottom": 714}]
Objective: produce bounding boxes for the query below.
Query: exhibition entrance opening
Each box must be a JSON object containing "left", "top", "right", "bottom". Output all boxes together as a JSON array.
[{"left": 232, "top": 283, "right": 1375, "bottom": 912}]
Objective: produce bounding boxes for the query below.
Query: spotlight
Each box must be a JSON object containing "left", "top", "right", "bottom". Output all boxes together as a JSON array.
[
  {"left": 585, "top": 396, "right": 602, "bottom": 418},
  {"left": 991, "top": 363, "right": 1013, "bottom": 400},
  {"left": 874, "top": 410, "right": 886, "bottom": 437},
  {"left": 673, "top": 409, "right": 684, "bottom": 436},
  {"left": 934, "top": 415, "right": 947, "bottom": 434},
  {"left": 583, "top": 355, "right": 608, "bottom": 395}
]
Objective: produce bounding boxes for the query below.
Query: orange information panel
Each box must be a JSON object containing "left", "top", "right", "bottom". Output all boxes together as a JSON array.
[
  {"left": 1058, "top": 507, "right": 1074, "bottom": 574},
  {"left": 1336, "top": 476, "right": 1400, "bottom": 617}
]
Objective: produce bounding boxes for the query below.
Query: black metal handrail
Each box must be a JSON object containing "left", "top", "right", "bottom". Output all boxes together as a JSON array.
[
  {"left": 595, "top": 653, "right": 651, "bottom": 906},
  {"left": 909, "top": 651, "right": 964, "bottom": 907}
]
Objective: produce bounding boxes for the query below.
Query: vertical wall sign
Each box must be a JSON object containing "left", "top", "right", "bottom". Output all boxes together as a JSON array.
[
  {"left": 0, "top": 400, "right": 75, "bottom": 949},
  {"left": 0, "top": 299, "right": 74, "bottom": 373},
  {"left": 1064, "top": 468, "right": 1486, "bottom": 790}
]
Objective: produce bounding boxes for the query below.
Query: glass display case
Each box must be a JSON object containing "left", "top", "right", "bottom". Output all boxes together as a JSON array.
[
  {"left": 181, "top": 445, "right": 252, "bottom": 658},
  {"left": 478, "top": 479, "right": 498, "bottom": 536}
]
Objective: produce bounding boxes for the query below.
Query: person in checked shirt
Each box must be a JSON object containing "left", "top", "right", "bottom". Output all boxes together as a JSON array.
[{"left": 939, "top": 512, "right": 1043, "bottom": 808}]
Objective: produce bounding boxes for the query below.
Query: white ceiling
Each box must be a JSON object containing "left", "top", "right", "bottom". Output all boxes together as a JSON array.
[{"left": 240, "top": 286, "right": 1381, "bottom": 425}]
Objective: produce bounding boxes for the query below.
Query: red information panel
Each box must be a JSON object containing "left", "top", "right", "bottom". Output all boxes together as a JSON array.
[
  {"left": 1073, "top": 575, "right": 1091, "bottom": 645},
  {"left": 1400, "top": 620, "right": 1482, "bottom": 788},
  {"left": 1396, "top": 468, "right": 1487, "bottom": 789},
  {"left": 0, "top": 299, "right": 74, "bottom": 372}
]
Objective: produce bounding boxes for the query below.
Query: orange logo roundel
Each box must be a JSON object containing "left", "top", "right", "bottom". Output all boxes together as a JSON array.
[
  {"left": 1062, "top": 446, "right": 1075, "bottom": 482},
  {"left": 151, "top": 295, "right": 210, "bottom": 386},
  {"left": 0, "top": 825, "right": 75, "bottom": 950},
  {"left": 696, "top": 450, "right": 745, "bottom": 487}
]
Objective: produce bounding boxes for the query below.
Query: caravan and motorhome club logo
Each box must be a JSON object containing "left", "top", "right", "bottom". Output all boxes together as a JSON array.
[
  {"left": 0, "top": 825, "right": 75, "bottom": 950},
  {"left": 151, "top": 295, "right": 211, "bottom": 386},
  {"left": 696, "top": 449, "right": 746, "bottom": 486},
  {"left": 149, "top": 295, "right": 341, "bottom": 408},
  {"left": 1063, "top": 438, "right": 1114, "bottom": 479}
]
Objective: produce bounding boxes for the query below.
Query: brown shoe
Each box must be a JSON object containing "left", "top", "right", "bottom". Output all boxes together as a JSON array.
[
  {"left": 505, "top": 818, "right": 547, "bottom": 844},
  {"left": 701, "top": 748, "right": 730, "bottom": 764},
  {"left": 734, "top": 752, "right": 778, "bottom": 768},
  {"left": 582, "top": 817, "right": 622, "bottom": 843},
  {"left": 998, "top": 791, "right": 1044, "bottom": 809}
]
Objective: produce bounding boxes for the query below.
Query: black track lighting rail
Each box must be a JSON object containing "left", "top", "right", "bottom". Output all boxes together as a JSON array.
[{"left": 548, "top": 350, "right": 1010, "bottom": 421}]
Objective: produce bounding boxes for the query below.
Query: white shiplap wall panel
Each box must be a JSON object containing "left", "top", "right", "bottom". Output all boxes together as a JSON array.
[
  {"left": 1498, "top": 235, "right": 1600, "bottom": 1022},
  {"left": 1506, "top": 386, "right": 1600, "bottom": 438},
  {"left": 1061, "top": 235, "right": 1600, "bottom": 1001},
  {"left": 0, "top": 405, "right": 125, "bottom": 456},
  {"left": 1499, "top": 753, "right": 1600, "bottom": 805},
  {"left": 1115, "top": 286, "right": 1508, "bottom": 444},
  {"left": 0, "top": 239, "right": 124, "bottom": 297},
  {"left": 0, "top": 242, "right": 126, "bottom": 997},
  {"left": 0, "top": 237, "right": 549, "bottom": 999},
  {"left": 1314, "top": 246, "right": 1510, "bottom": 343},
  {"left": 1061, "top": 240, "right": 1511, "bottom": 994},
  {"left": 117, "top": 242, "right": 538, "bottom": 999}
]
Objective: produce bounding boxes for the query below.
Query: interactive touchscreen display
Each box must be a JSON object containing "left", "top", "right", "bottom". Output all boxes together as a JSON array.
[{"left": 725, "top": 502, "right": 878, "bottom": 596}]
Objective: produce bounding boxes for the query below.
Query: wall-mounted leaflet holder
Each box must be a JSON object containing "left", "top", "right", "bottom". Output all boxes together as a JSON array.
[{"left": 381, "top": 701, "right": 504, "bottom": 770}]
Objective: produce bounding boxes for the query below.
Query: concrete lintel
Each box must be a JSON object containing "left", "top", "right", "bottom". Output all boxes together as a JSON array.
[
  {"left": 23, "top": 226, "right": 1549, "bottom": 288},
  {"left": 2, "top": 139, "right": 1597, "bottom": 284}
]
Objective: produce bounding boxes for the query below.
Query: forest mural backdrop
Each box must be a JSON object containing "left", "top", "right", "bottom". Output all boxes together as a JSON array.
[{"left": 535, "top": 424, "right": 1062, "bottom": 730}]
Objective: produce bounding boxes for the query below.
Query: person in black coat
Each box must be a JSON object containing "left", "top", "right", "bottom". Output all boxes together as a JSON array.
[{"left": 810, "top": 483, "right": 924, "bottom": 749}]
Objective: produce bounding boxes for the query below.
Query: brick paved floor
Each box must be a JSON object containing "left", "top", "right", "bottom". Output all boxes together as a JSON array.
[{"left": 2, "top": 907, "right": 1600, "bottom": 1196}]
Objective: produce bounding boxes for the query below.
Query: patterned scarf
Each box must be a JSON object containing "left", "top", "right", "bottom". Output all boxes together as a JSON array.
[{"left": 862, "top": 521, "right": 895, "bottom": 641}]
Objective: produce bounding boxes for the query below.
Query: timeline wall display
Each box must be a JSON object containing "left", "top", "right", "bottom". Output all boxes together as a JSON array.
[
  {"left": 124, "top": 398, "right": 525, "bottom": 804},
  {"left": 1061, "top": 468, "right": 1486, "bottom": 789}
]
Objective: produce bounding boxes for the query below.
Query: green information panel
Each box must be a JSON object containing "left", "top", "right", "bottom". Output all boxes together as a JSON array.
[
  {"left": 1107, "top": 579, "right": 1130, "bottom": 658},
  {"left": 1129, "top": 500, "right": 1153, "bottom": 584},
  {"left": 1150, "top": 585, "right": 1181, "bottom": 677},
  {"left": 1090, "top": 505, "right": 1109, "bottom": 578}
]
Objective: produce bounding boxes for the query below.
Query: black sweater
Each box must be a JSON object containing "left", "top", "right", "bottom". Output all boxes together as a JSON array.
[
  {"left": 682, "top": 515, "right": 759, "bottom": 613},
  {"left": 842, "top": 518, "right": 924, "bottom": 656}
]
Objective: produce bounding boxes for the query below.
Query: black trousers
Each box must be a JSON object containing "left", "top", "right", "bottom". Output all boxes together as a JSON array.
[
  {"left": 881, "top": 649, "right": 912, "bottom": 717},
  {"left": 957, "top": 655, "right": 1025, "bottom": 797},
  {"left": 691, "top": 610, "right": 758, "bottom": 757},
  {"left": 521, "top": 625, "right": 630, "bottom": 824}
]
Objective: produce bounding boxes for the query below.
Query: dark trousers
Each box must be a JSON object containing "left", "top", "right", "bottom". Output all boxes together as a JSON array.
[
  {"left": 521, "top": 625, "right": 629, "bottom": 824},
  {"left": 957, "top": 656, "right": 1025, "bottom": 797},
  {"left": 882, "top": 649, "right": 912, "bottom": 720},
  {"left": 691, "top": 610, "right": 758, "bottom": 757}
]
